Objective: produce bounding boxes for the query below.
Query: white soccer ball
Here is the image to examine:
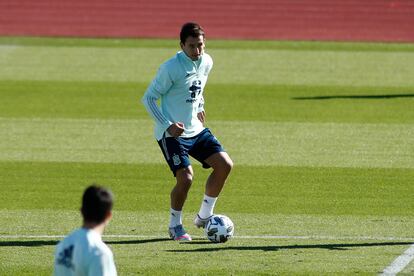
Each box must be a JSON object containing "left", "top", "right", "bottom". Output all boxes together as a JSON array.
[{"left": 205, "top": 214, "right": 234, "bottom": 243}]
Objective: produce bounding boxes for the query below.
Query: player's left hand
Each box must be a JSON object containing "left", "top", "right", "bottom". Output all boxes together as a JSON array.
[{"left": 197, "top": 111, "right": 206, "bottom": 123}]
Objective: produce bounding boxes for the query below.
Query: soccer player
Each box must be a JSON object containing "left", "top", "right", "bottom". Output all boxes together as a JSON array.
[
  {"left": 54, "top": 185, "right": 117, "bottom": 276},
  {"left": 142, "top": 22, "right": 233, "bottom": 242}
]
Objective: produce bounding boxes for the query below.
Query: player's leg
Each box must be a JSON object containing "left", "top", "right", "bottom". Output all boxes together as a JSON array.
[
  {"left": 157, "top": 137, "right": 193, "bottom": 241},
  {"left": 194, "top": 151, "right": 233, "bottom": 227},
  {"left": 168, "top": 166, "right": 193, "bottom": 241},
  {"left": 196, "top": 152, "right": 233, "bottom": 223},
  {"left": 203, "top": 151, "right": 233, "bottom": 197},
  {"left": 170, "top": 166, "right": 193, "bottom": 211},
  {"left": 189, "top": 129, "right": 233, "bottom": 228}
]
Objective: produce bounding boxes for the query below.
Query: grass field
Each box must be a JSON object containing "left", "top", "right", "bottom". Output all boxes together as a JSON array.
[{"left": 0, "top": 37, "right": 414, "bottom": 275}]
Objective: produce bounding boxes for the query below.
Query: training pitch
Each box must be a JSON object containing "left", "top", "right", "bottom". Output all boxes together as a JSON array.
[{"left": 0, "top": 37, "right": 413, "bottom": 275}]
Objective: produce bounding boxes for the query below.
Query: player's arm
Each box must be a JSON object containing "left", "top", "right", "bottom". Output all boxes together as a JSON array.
[
  {"left": 141, "top": 64, "right": 174, "bottom": 134},
  {"left": 167, "top": 122, "right": 185, "bottom": 137},
  {"left": 197, "top": 55, "right": 212, "bottom": 124},
  {"left": 197, "top": 96, "right": 205, "bottom": 123}
]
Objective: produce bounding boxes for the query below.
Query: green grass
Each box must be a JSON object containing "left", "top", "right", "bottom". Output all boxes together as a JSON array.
[
  {"left": 2, "top": 36, "right": 414, "bottom": 52},
  {"left": 1, "top": 80, "right": 414, "bottom": 123},
  {"left": 0, "top": 36, "right": 413, "bottom": 275},
  {"left": 1, "top": 161, "right": 413, "bottom": 216},
  {"left": 2, "top": 41, "right": 414, "bottom": 87}
]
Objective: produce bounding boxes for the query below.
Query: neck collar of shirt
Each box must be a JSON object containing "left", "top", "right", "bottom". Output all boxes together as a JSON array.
[
  {"left": 179, "top": 51, "right": 203, "bottom": 67},
  {"left": 81, "top": 227, "right": 103, "bottom": 240}
]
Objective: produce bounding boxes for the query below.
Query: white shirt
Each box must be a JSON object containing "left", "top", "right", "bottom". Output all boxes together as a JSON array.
[
  {"left": 142, "top": 51, "right": 213, "bottom": 140},
  {"left": 54, "top": 228, "right": 117, "bottom": 276}
]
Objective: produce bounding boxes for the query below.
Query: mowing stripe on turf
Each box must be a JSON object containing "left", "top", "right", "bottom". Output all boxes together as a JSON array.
[
  {"left": 2, "top": 45, "right": 414, "bottom": 88},
  {"left": 0, "top": 234, "right": 413, "bottom": 241},
  {"left": 0, "top": 117, "right": 413, "bottom": 168},
  {"left": 380, "top": 244, "right": 414, "bottom": 275}
]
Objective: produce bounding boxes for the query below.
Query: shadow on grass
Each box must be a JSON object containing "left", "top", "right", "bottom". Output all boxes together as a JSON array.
[
  {"left": 0, "top": 240, "right": 59, "bottom": 247},
  {"left": 0, "top": 238, "right": 171, "bottom": 247},
  {"left": 2, "top": 239, "right": 411, "bottom": 252},
  {"left": 106, "top": 238, "right": 171, "bottom": 245},
  {"left": 292, "top": 94, "right": 414, "bottom": 100},
  {"left": 166, "top": 241, "right": 414, "bottom": 252}
]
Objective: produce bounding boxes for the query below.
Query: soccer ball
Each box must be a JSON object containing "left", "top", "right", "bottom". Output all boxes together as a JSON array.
[{"left": 205, "top": 214, "right": 234, "bottom": 243}]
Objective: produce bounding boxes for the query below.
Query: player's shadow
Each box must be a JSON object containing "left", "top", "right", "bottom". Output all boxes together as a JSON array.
[
  {"left": 292, "top": 93, "right": 414, "bottom": 100},
  {"left": 166, "top": 241, "right": 413, "bottom": 252},
  {"left": 106, "top": 238, "right": 171, "bottom": 245},
  {"left": 0, "top": 238, "right": 171, "bottom": 247},
  {"left": 0, "top": 240, "right": 59, "bottom": 247}
]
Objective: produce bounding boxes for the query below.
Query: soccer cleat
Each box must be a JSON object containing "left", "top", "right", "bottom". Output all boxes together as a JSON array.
[
  {"left": 168, "top": 225, "right": 192, "bottom": 242},
  {"left": 194, "top": 214, "right": 213, "bottom": 228}
]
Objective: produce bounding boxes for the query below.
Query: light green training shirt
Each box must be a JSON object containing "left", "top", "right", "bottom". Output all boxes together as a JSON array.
[
  {"left": 54, "top": 228, "right": 117, "bottom": 276},
  {"left": 142, "top": 51, "right": 213, "bottom": 140}
]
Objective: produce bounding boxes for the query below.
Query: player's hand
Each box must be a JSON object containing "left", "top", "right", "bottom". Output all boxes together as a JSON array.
[
  {"left": 197, "top": 111, "right": 206, "bottom": 123},
  {"left": 167, "top": 122, "right": 185, "bottom": 137}
]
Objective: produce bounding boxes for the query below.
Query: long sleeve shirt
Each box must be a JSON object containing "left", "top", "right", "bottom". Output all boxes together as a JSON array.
[
  {"left": 142, "top": 51, "right": 213, "bottom": 140},
  {"left": 54, "top": 228, "right": 117, "bottom": 276}
]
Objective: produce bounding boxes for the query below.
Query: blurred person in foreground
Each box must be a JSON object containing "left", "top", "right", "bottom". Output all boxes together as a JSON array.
[
  {"left": 54, "top": 185, "right": 117, "bottom": 275},
  {"left": 142, "top": 22, "right": 233, "bottom": 242}
]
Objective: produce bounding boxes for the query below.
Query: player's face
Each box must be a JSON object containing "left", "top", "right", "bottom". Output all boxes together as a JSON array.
[{"left": 181, "top": 35, "right": 205, "bottom": 61}]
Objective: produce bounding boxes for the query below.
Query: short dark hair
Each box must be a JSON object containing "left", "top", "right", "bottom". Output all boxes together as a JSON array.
[
  {"left": 180, "top": 22, "right": 205, "bottom": 44},
  {"left": 81, "top": 185, "right": 114, "bottom": 224}
]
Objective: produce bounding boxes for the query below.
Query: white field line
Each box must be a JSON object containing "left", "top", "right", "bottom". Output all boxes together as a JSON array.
[
  {"left": 0, "top": 234, "right": 413, "bottom": 241},
  {"left": 380, "top": 244, "right": 414, "bottom": 276}
]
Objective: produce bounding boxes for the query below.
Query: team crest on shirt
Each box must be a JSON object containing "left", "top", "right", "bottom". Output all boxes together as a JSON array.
[
  {"left": 172, "top": 154, "right": 181, "bottom": 166},
  {"left": 186, "top": 80, "right": 202, "bottom": 103},
  {"left": 57, "top": 245, "right": 75, "bottom": 270}
]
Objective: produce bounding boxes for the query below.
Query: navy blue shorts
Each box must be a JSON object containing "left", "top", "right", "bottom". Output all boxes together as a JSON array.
[{"left": 157, "top": 128, "right": 225, "bottom": 176}]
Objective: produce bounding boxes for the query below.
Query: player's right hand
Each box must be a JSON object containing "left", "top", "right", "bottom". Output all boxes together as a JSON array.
[{"left": 167, "top": 122, "right": 185, "bottom": 137}]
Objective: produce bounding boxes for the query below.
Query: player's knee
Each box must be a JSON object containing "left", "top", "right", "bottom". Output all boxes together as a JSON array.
[
  {"left": 223, "top": 157, "right": 233, "bottom": 174},
  {"left": 217, "top": 156, "right": 233, "bottom": 176},
  {"left": 176, "top": 167, "right": 193, "bottom": 188},
  {"left": 180, "top": 175, "right": 193, "bottom": 188}
]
